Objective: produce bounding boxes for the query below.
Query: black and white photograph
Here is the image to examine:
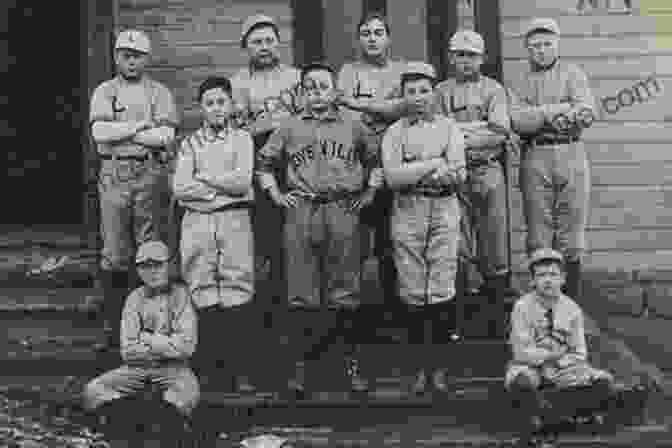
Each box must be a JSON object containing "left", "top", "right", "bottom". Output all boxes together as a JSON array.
[{"left": 0, "top": 0, "right": 670, "bottom": 446}]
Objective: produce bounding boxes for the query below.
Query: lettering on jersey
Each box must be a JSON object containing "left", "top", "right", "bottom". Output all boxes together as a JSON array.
[
  {"left": 251, "top": 83, "right": 304, "bottom": 121},
  {"left": 289, "top": 139, "right": 360, "bottom": 170}
]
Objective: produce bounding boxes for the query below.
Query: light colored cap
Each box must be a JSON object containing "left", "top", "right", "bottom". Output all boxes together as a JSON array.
[
  {"left": 525, "top": 18, "right": 560, "bottom": 37},
  {"left": 241, "top": 14, "right": 278, "bottom": 47},
  {"left": 527, "top": 248, "right": 564, "bottom": 269},
  {"left": 115, "top": 30, "right": 152, "bottom": 54},
  {"left": 135, "top": 241, "right": 171, "bottom": 264},
  {"left": 402, "top": 62, "right": 437, "bottom": 79},
  {"left": 449, "top": 30, "right": 485, "bottom": 54}
]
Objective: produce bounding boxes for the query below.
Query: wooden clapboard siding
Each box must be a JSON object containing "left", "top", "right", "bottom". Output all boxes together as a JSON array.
[
  {"left": 501, "top": 3, "right": 672, "bottom": 276},
  {"left": 117, "top": 0, "right": 295, "bottom": 134}
]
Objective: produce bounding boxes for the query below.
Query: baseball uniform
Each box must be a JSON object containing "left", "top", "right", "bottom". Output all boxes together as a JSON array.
[
  {"left": 506, "top": 292, "right": 613, "bottom": 390},
  {"left": 256, "top": 108, "right": 378, "bottom": 308},
  {"left": 435, "top": 75, "right": 510, "bottom": 279},
  {"left": 382, "top": 114, "right": 466, "bottom": 306},
  {"left": 83, "top": 282, "right": 199, "bottom": 416},
  {"left": 337, "top": 60, "right": 408, "bottom": 305},
  {"left": 173, "top": 125, "right": 255, "bottom": 310}
]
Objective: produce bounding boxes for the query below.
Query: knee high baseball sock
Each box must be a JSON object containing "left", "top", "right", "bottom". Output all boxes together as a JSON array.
[{"left": 303, "top": 309, "right": 343, "bottom": 362}]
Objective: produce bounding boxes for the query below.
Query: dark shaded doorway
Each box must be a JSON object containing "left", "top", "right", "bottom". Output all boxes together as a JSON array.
[{"left": 1, "top": 1, "right": 86, "bottom": 225}]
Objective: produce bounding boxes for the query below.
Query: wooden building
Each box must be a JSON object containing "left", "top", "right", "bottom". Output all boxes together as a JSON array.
[{"left": 2, "top": 0, "right": 671, "bottom": 286}]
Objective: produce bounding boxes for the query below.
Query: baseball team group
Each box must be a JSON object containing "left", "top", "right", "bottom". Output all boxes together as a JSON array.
[{"left": 78, "top": 11, "right": 618, "bottom": 446}]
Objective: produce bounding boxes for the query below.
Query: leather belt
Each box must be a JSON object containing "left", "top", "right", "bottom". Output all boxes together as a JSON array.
[
  {"left": 529, "top": 135, "right": 579, "bottom": 146},
  {"left": 99, "top": 154, "right": 151, "bottom": 162},
  {"left": 292, "top": 190, "right": 360, "bottom": 204},
  {"left": 399, "top": 185, "right": 457, "bottom": 198}
]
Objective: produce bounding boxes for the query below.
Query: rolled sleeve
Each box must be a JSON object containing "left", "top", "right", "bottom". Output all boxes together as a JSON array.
[{"left": 150, "top": 290, "right": 198, "bottom": 360}]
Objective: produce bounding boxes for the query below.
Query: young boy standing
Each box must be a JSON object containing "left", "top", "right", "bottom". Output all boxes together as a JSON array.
[
  {"left": 434, "top": 30, "right": 515, "bottom": 338},
  {"left": 257, "top": 62, "right": 382, "bottom": 394},
  {"left": 83, "top": 240, "right": 199, "bottom": 429},
  {"left": 507, "top": 248, "right": 614, "bottom": 447},
  {"left": 381, "top": 62, "right": 467, "bottom": 394},
  {"left": 172, "top": 77, "right": 257, "bottom": 393}
]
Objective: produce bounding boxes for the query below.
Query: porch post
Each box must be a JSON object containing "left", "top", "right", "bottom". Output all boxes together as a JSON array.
[{"left": 473, "top": 0, "right": 503, "bottom": 82}]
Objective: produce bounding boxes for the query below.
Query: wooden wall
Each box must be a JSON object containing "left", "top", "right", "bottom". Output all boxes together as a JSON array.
[
  {"left": 116, "top": 0, "right": 295, "bottom": 133},
  {"left": 500, "top": 0, "right": 672, "bottom": 276}
]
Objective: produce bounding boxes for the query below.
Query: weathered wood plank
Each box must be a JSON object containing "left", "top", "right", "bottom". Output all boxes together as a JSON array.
[
  {"left": 507, "top": 229, "right": 672, "bottom": 254},
  {"left": 501, "top": 14, "right": 661, "bottom": 38},
  {"left": 582, "top": 122, "right": 672, "bottom": 143},
  {"left": 585, "top": 143, "right": 672, "bottom": 163},
  {"left": 503, "top": 55, "right": 672, "bottom": 81},
  {"left": 503, "top": 35, "right": 672, "bottom": 60}
]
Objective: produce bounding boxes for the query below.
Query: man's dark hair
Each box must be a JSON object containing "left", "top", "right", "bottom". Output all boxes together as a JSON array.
[
  {"left": 529, "top": 258, "right": 565, "bottom": 276},
  {"left": 197, "top": 76, "right": 232, "bottom": 102},
  {"left": 357, "top": 11, "right": 390, "bottom": 35},
  {"left": 400, "top": 73, "right": 436, "bottom": 90},
  {"left": 243, "top": 22, "right": 280, "bottom": 48},
  {"left": 300, "top": 62, "right": 336, "bottom": 85}
]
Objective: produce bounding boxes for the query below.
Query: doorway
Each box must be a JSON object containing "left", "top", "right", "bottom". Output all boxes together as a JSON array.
[{"left": 1, "top": 1, "right": 86, "bottom": 225}]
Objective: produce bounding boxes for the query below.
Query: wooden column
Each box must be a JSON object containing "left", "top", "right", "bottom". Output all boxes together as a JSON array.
[
  {"left": 291, "top": 0, "right": 325, "bottom": 66},
  {"left": 387, "top": 0, "right": 428, "bottom": 61},
  {"left": 427, "top": 0, "right": 459, "bottom": 80},
  {"left": 473, "top": 0, "right": 503, "bottom": 82},
  {"left": 83, "top": 0, "right": 116, "bottom": 248},
  {"left": 322, "top": 0, "right": 363, "bottom": 69}
]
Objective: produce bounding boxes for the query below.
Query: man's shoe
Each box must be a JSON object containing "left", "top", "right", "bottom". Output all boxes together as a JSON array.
[
  {"left": 234, "top": 375, "right": 256, "bottom": 394},
  {"left": 287, "top": 362, "right": 306, "bottom": 399},
  {"left": 410, "top": 369, "right": 428, "bottom": 395},
  {"left": 345, "top": 356, "right": 369, "bottom": 393},
  {"left": 432, "top": 369, "right": 449, "bottom": 393}
]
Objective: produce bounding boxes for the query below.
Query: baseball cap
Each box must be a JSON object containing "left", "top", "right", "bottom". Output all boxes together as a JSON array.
[
  {"left": 401, "top": 62, "right": 437, "bottom": 80},
  {"left": 449, "top": 30, "right": 485, "bottom": 54},
  {"left": 135, "top": 241, "right": 171, "bottom": 265},
  {"left": 527, "top": 248, "right": 564, "bottom": 270},
  {"left": 241, "top": 14, "right": 278, "bottom": 48},
  {"left": 115, "top": 30, "right": 152, "bottom": 54},
  {"left": 300, "top": 61, "right": 336, "bottom": 82},
  {"left": 525, "top": 18, "right": 560, "bottom": 37}
]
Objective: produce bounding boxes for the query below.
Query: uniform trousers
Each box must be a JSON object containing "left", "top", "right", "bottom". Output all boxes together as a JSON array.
[
  {"left": 83, "top": 363, "right": 200, "bottom": 417},
  {"left": 519, "top": 142, "right": 590, "bottom": 263}
]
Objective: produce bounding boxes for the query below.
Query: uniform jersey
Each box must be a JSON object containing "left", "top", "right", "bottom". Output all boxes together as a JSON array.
[
  {"left": 231, "top": 64, "right": 301, "bottom": 132},
  {"left": 337, "top": 60, "right": 407, "bottom": 137},
  {"left": 508, "top": 61, "right": 595, "bottom": 133},
  {"left": 257, "top": 109, "right": 377, "bottom": 195},
  {"left": 121, "top": 283, "right": 197, "bottom": 366},
  {"left": 435, "top": 75, "right": 510, "bottom": 156},
  {"left": 89, "top": 75, "right": 178, "bottom": 157},
  {"left": 173, "top": 125, "right": 255, "bottom": 212}
]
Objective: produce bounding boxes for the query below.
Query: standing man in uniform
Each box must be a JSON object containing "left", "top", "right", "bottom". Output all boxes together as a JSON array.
[
  {"left": 336, "top": 11, "right": 410, "bottom": 313},
  {"left": 90, "top": 30, "right": 178, "bottom": 349},
  {"left": 231, "top": 14, "right": 301, "bottom": 310},
  {"left": 509, "top": 19, "right": 595, "bottom": 303},
  {"left": 257, "top": 62, "right": 382, "bottom": 394},
  {"left": 435, "top": 30, "right": 515, "bottom": 338}
]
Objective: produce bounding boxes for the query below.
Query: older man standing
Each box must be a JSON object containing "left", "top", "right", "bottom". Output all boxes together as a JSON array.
[
  {"left": 90, "top": 30, "right": 178, "bottom": 350},
  {"left": 509, "top": 18, "right": 596, "bottom": 304}
]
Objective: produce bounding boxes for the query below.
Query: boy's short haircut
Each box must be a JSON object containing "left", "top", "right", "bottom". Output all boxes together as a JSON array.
[
  {"left": 197, "top": 76, "right": 232, "bottom": 102},
  {"left": 400, "top": 73, "right": 437, "bottom": 91},
  {"left": 357, "top": 11, "right": 391, "bottom": 35},
  {"left": 300, "top": 62, "right": 336, "bottom": 86}
]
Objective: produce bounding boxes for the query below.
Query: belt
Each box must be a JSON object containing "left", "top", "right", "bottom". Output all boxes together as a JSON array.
[
  {"left": 399, "top": 185, "right": 457, "bottom": 198},
  {"left": 211, "top": 201, "right": 254, "bottom": 212},
  {"left": 528, "top": 135, "right": 579, "bottom": 146},
  {"left": 292, "top": 190, "right": 360, "bottom": 204},
  {"left": 99, "top": 154, "right": 152, "bottom": 162}
]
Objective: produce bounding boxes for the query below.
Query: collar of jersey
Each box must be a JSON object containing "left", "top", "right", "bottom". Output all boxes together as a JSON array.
[
  {"left": 201, "top": 125, "right": 232, "bottom": 142},
  {"left": 301, "top": 107, "right": 342, "bottom": 122},
  {"left": 455, "top": 72, "right": 481, "bottom": 83}
]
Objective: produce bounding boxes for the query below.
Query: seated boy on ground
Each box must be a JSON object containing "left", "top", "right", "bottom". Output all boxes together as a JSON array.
[
  {"left": 506, "top": 248, "right": 614, "bottom": 446},
  {"left": 83, "top": 240, "right": 199, "bottom": 427}
]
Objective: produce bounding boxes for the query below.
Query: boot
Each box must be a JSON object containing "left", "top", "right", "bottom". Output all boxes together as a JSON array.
[
  {"left": 345, "top": 353, "right": 369, "bottom": 393},
  {"left": 483, "top": 274, "right": 508, "bottom": 339},
  {"left": 564, "top": 261, "right": 582, "bottom": 302}
]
